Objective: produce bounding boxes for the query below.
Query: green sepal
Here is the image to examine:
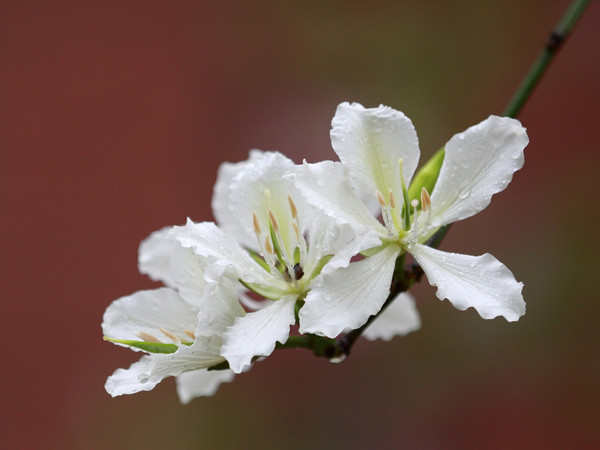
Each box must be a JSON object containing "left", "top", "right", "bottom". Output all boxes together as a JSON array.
[
  {"left": 104, "top": 337, "right": 180, "bottom": 354},
  {"left": 407, "top": 147, "right": 445, "bottom": 207},
  {"left": 247, "top": 248, "right": 270, "bottom": 272},
  {"left": 309, "top": 254, "right": 333, "bottom": 280},
  {"left": 239, "top": 279, "right": 284, "bottom": 300}
]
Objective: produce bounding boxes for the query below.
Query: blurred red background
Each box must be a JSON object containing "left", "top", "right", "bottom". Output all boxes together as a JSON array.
[{"left": 2, "top": 1, "right": 599, "bottom": 449}]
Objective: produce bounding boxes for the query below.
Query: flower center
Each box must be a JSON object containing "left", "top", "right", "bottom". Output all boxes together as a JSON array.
[
  {"left": 374, "top": 158, "right": 433, "bottom": 245},
  {"left": 251, "top": 191, "right": 308, "bottom": 285}
]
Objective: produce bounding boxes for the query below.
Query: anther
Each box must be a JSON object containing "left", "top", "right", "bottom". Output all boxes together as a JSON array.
[
  {"left": 376, "top": 190, "right": 386, "bottom": 207},
  {"left": 389, "top": 191, "right": 396, "bottom": 209},
  {"left": 268, "top": 210, "right": 279, "bottom": 231},
  {"left": 420, "top": 187, "right": 431, "bottom": 211},
  {"left": 160, "top": 328, "right": 179, "bottom": 343},
  {"left": 265, "top": 236, "right": 274, "bottom": 255},
  {"left": 288, "top": 195, "right": 298, "bottom": 219},
  {"left": 184, "top": 330, "right": 196, "bottom": 340},
  {"left": 137, "top": 331, "right": 160, "bottom": 343},
  {"left": 293, "top": 263, "right": 304, "bottom": 280},
  {"left": 293, "top": 222, "right": 300, "bottom": 240},
  {"left": 252, "top": 213, "right": 261, "bottom": 234}
]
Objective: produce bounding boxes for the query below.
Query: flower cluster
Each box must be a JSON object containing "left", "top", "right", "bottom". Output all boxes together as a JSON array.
[{"left": 102, "top": 102, "right": 529, "bottom": 402}]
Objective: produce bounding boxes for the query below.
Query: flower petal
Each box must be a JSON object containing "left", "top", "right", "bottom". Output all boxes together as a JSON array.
[
  {"left": 195, "top": 279, "right": 246, "bottom": 338},
  {"left": 221, "top": 296, "right": 297, "bottom": 373},
  {"left": 429, "top": 115, "right": 528, "bottom": 229},
  {"left": 304, "top": 213, "right": 382, "bottom": 278},
  {"left": 289, "top": 160, "right": 386, "bottom": 237},
  {"left": 170, "top": 219, "right": 284, "bottom": 289},
  {"left": 102, "top": 288, "right": 198, "bottom": 349},
  {"left": 105, "top": 356, "right": 158, "bottom": 396},
  {"left": 330, "top": 102, "right": 420, "bottom": 204},
  {"left": 410, "top": 244, "right": 525, "bottom": 321},
  {"left": 212, "top": 150, "right": 296, "bottom": 251},
  {"left": 176, "top": 369, "right": 235, "bottom": 404},
  {"left": 138, "top": 227, "right": 209, "bottom": 307},
  {"left": 299, "top": 245, "right": 400, "bottom": 338},
  {"left": 363, "top": 292, "right": 421, "bottom": 341},
  {"left": 105, "top": 336, "right": 226, "bottom": 397}
]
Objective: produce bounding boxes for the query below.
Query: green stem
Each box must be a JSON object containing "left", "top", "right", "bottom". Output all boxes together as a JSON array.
[
  {"left": 426, "top": 0, "right": 590, "bottom": 250},
  {"left": 503, "top": 0, "right": 590, "bottom": 118}
]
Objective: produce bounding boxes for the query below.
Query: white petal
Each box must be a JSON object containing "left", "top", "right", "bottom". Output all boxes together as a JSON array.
[
  {"left": 363, "top": 292, "right": 421, "bottom": 341},
  {"left": 299, "top": 245, "right": 400, "bottom": 338},
  {"left": 221, "top": 296, "right": 297, "bottom": 373},
  {"left": 105, "top": 356, "right": 159, "bottom": 396},
  {"left": 176, "top": 369, "right": 235, "bottom": 403},
  {"left": 410, "top": 244, "right": 525, "bottom": 321},
  {"left": 211, "top": 150, "right": 296, "bottom": 251},
  {"left": 105, "top": 336, "right": 227, "bottom": 397},
  {"left": 289, "top": 160, "right": 386, "bottom": 236},
  {"left": 300, "top": 206, "right": 382, "bottom": 281},
  {"left": 330, "top": 102, "right": 420, "bottom": 204},
  {"left": 138, "top": 227, "right": 208, "bottom": 307},
  {"left": 169, "top": 219, "right": 284, "bottom": 289},
  {"left": 195, "top": 279, "right": 246, "bottom": 338},
  {"left": 102, "top": 288, "right": 198, "bottom": 348},
  {"left": 212, "top": 155, "right": 243, "bottom": 239},
  {"left": 429, "top": 115, "right": 528, "bottom": 228}
]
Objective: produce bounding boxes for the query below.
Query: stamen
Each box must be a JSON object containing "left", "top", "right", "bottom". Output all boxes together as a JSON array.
[
  {"left": 184, "top": 330, "right": 196, "bottom": 340},
  {"left": 288, "top": 195, "right": 298, "bottom": 219},
  {"left": 376, "top": 190, "right": 386, "bottom": 207},
  {"left": 160, "top": 328, "right": 179, "bottom": 343},
  {"left": 381, "top": 206, "right": 394, "bottom": 231},
  {"left": 410, "top": 199, "right": 419, "bottom": 225},
  {"left": 293, "top": 222, "right": 308, "bottom": 264},
  {"left": 420, "top": 187, "right": 431, "bottom": 211},
  {"left": 389, "top": 191, "right": 396, "bottom": 209},
  {"left": 265, "top": 236, "right": 274, "bottom": 255},
  {"left": 137, "top": 331, "right": 160, "bottom": 343},
  {"left": 268, "top": 210, "right": 279, "bottom": 232},
  {"left": 252, "top": 212, "right": 261, "bottom": 234}
]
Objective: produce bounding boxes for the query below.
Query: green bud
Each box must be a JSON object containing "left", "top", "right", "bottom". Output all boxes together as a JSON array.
[{"left": 408, "top": 147, "right": 445, "bottom": 207}]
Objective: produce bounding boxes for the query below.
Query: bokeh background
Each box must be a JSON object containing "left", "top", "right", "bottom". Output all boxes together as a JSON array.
[{"left": 2, "top": 1, "right": 599, "bottom": 448}]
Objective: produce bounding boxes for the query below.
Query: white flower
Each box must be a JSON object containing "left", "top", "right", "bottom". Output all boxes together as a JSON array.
[
  {"left": 170, "top": 150, "right": 383, "bottom": 374},
  {"left": 292, "top": 102, "right": 529, "bottom": 338},
  {"left": 362, "top": 292, "right": 421, "bottom": 341},
  {"left": 102, "top": 229, "right": 243, "bottom": 400}
]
